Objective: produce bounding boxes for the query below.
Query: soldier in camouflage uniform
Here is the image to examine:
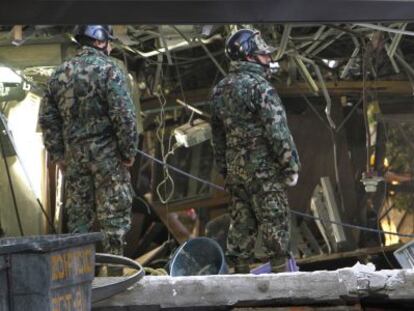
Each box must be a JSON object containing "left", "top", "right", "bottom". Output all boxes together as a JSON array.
[
  {"left": 211, "top": 29, "right": 301, "bottom": 273},
  {"left": 39, "top": 25, "right": 138, "bottom": 259}
]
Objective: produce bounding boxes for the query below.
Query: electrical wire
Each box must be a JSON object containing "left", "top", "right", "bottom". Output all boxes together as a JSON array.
[
  {"left": 0, "top": 126, "right": 24, "bottom": 236},
  {"left": 137, "top": 148, "right": 414, "bottom": 239},
  {"left": 301, "top": 94, "right": 345, "bottom": 213},
  {"left": 155, "top": 89, "right": 177, "bottom": 204},
  {"left": 0, "top": 113, "right": 57, "bottom": 234}
]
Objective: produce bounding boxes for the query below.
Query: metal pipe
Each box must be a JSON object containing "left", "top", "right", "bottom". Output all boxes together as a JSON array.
[
  {"left": 313, "top": 25, "right": 327, "bottom": 41},
  {"left": 153, "top": 53, "right": 163, "bottom": 94},
  {"left": 293, "top": 55, "right": 319, "bottom": 94},
  {"left": 125, "top": 34, "right": 223, "bottom": 58},
  {"left": 387, "top": 23, "right": 407, "bottom": 58},
  {"left": 304, "top": 28, "right": 336, "bottom": 55},
  {"left": 275, "top": 24, "right": 292, "bottom": 61},
  {"left": 299, "top": 55, "right": 335, "bottom": 129},
  {"left": 158, "top": 27, "right": 173, "bottom": 65},
  {"left": 385, "top": 43, "right": 400, "bottom": 74},
  {"left": 340, "top": 47, "right": 360, "bottom": 79},
  {"left": 395, "top": 51, "right": 414, "bottom": 77},
  {"left": 170, "top": 25, "right": 226, "bottom": 76},
  {"left": 176, "top": 99, "right": 211, "bottom": 118},
  {"left": 356, "top": 23, "right": 414, "bottom": 37},
  {"left": 196, "top": 37, "right": 227, "bottom": 76},
  {"left": 143, "top": 101, "right": 210, "bottom": 115},
  {"left": 310, "top": 31, "right": 346, "bottom": 57}
]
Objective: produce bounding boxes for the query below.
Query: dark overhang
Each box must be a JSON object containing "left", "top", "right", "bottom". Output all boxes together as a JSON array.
[{"left": 2, "top": 0, "right": 414, "bottom": 24}]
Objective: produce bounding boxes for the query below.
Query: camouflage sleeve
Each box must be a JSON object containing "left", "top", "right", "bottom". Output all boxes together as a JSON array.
[
  {"left": 106, "top": 63, "right": 139, "bottom": 161},
  {"left": 256, "top": 84, "right": 301, "bottom": 180},
  {"left": 38, "top": 84, "right": 65, "bottom": 163},
  {"left": 210, "top": 94, "right": 227, "bottom": 177}
]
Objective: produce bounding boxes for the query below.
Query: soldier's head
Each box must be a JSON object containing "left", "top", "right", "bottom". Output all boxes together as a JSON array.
[
  {"left": 74, "top": 25, "right": 114, "bottom": 55},
  {"left": 225, "top": 29, "right": 277, "bottom": 69}
]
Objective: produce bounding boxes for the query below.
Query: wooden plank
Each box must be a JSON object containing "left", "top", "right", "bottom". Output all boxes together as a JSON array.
[
  {"left": 145, "top": 194, "right": 192, "bottom": 244},
  {"left": 136, "top": 244, "right": 165, "bottom": 266},
  {"left": 296, "top": 244, "right": 402, "bottom": 266},
  {"left": 0, "top": 43, "right": 62, "bottom": 68},
  {"left": 93, "top": 265, "right": 414, "bottom": 310},
  {"left": 153, "top": 193, "right": 230, "bottom": 213}
]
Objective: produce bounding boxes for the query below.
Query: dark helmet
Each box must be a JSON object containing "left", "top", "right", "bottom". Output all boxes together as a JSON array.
[
  {"left": 74, "top": 25, "right": 114, "bottom": 42},
  {"left": 225, "top": 29, "right": 276, "bottom": 61}
]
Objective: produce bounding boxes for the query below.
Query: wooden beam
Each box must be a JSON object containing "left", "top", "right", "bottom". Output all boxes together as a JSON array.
[
  {"left": 145, "top": 194, "right": 191, "bottom": 244},
  {"left": 296, "top": 243, "right": 402, "bottom": 266},
  {"left": 136, "top": 244, "right": 166, "bottom": 266},
  {"left": 93, "top": 265, "right": 414, "bottom": 310},
  {"left": 153, "top": 193, "right": 230, "bottom": 213}
]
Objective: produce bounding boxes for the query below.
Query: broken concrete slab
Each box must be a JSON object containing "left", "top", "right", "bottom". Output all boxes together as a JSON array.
[{"left": 92, "top": 264, "right": 414, "bottom": 310}]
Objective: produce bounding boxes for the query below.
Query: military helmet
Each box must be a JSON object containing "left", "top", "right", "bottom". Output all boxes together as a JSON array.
[
  {"left": 74, "top": 25, "right": 114, "bottom": 42},
  {"left": 225, "top": 29, "right": 276, "bottom": 61}
]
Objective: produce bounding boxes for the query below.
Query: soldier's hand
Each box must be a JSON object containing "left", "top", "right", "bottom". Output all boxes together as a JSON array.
[
  {"left": 122, "top": 157, "right": 135, "bottom": 167},
  {"left": 285, "top": 173, "right": 298, "bottom": 186}
]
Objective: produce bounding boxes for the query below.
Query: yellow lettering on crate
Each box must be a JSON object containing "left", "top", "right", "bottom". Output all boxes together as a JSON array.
[
  {"left": 73, "top": 288, "right": 84, "bottom": 310},
  {"left": 52, "top": 288, "right": 86, "bottom": 311},
  {"left": 51, "top": 246, "right": 94, "bottom": 281},
  {"left": 51, "top": 255, "right": 65, "bottom": 281}
]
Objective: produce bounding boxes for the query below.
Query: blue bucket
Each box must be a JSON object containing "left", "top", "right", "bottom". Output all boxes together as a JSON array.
[{"left": 170, "top": 237, "right": 228, "bottom": 276}]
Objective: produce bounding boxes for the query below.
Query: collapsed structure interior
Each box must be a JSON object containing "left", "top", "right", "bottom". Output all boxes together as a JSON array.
[{"left": 0, "top": 23, "right": 413, "bottom": 271}]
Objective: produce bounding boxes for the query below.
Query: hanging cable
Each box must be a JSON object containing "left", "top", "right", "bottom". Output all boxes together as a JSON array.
[
  {"left": 300, "top": 94, "right": 345, "bottom": 213},
  {"left": 0, "top": 113, "right": 56, "bottom": 234},
  {"left": 154, "top": 88, "right": 179, "bottom": 205},
  {"left": 0, "top": 126, "right": 24, "bottom": 236}
]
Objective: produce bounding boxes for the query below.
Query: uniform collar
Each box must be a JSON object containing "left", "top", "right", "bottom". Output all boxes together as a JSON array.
[
  {"left": 77, "top": 45, "right": 107, "bottom": 58},
  {"left": 229, "top": 61, "right": 266, "bottom": 77}
]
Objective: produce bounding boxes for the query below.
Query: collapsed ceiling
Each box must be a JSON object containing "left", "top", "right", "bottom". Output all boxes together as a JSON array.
[{"left": 1, "top": 23, "right": 414, "bottom": 258}]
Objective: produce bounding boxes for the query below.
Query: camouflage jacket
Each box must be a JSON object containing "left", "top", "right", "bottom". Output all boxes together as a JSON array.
[
  {"left": 39, "top": 46, "right": 138, "bottom": 163},
  {"left": 211, "top": 61, "right": 300, "bottom": 185}
]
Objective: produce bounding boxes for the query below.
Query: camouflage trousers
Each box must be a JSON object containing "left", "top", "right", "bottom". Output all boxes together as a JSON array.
[
  {"left": 226, "top": 177, "right": 290, "bottom": 265},
  {"left": 64, "top": 157, "right": 132, "bottom": 256}
]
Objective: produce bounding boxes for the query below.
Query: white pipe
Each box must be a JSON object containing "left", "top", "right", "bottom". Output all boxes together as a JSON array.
[{"left": 355, "top": 23, "right": 414, "bottom": 37}]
